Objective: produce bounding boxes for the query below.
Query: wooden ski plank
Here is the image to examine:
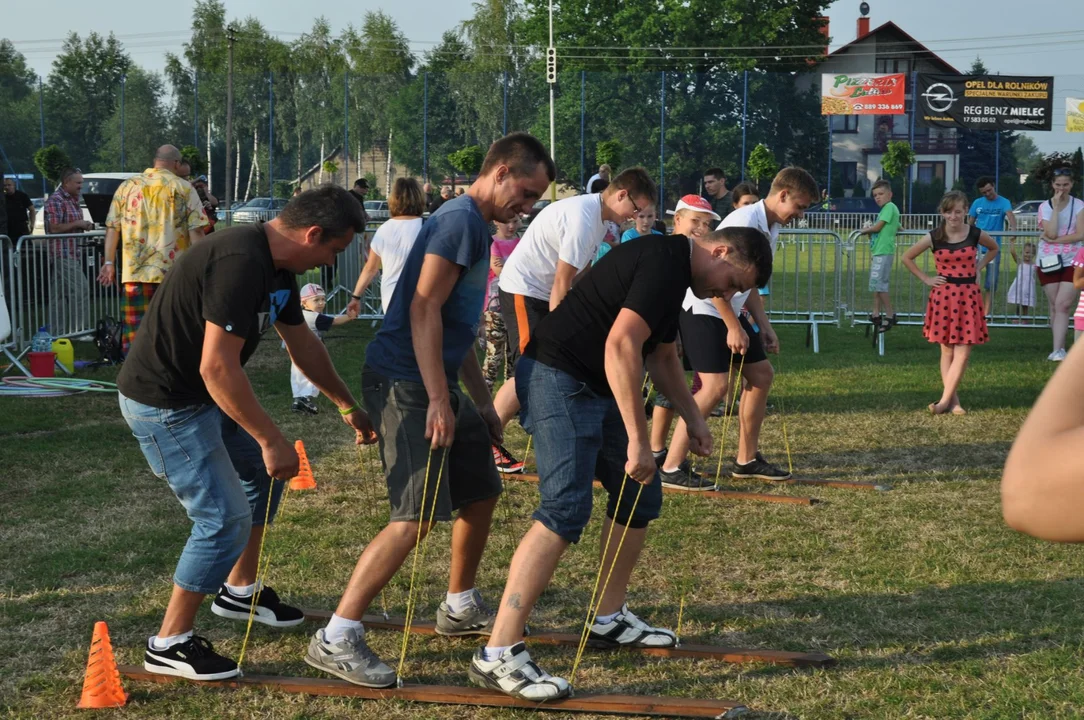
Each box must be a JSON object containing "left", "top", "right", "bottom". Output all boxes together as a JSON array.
[
  {"left": 119, "top": 666, "right": 750, "bottom": 718},
  {"left": 300, "top": 609, "right": 836, "bottom": 668},
  {"left": 784, "top": 477, "right": 891, "bottom": 491},
  {"left": 514, "top": 472, "right": 819, "bottom": 506}
]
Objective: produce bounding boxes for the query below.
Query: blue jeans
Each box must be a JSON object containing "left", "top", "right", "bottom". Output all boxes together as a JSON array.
[
  {"left": 516, "top": 357, "right": 663, "bottom": 544},
  {"left": 981, "top": 240, "right": 1002, "bottom": 292},
  {"left": 118, "top": 392, "right": 284, "bottom": 595}
]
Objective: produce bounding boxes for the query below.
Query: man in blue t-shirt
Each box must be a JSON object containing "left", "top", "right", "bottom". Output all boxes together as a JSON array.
[
  {"left": 308, "top": 133, "right": 554, "bottom": 690},
  {"left": 969, "top": 176, "right": 1017, "bottom": 315}
]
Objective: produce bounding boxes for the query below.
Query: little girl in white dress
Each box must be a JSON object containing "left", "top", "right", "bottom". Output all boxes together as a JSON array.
[{"left": 1007, "top": 241, "right": 1037, "bottom": 322}]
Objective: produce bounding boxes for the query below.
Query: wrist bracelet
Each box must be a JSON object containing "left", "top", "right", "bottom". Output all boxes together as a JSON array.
[
  {"left": 103, "top": 260, "right": 114, "bottom": 266},
  {"left": 338, "top": 404, "right": 360, "bottom": 416},
  {"left": 350, "top": 293, "right": 362, "bottom": 301}
]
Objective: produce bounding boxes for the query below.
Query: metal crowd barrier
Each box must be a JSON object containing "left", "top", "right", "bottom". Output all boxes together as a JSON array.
[
  {"left": 0, "top": 234, "right": 28, "bottom": 375},
  {"left": 767, "top": 229, "right": 844, "bottom": 353},
  {"left": 844, "top": 228, "right": 1053, "bottom": 330},
  {"left": 9, "top": 232, "right": 121, "bottom": 358}
]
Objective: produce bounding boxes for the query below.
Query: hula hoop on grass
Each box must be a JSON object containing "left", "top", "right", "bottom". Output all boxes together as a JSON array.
[{"left": 0, "top": 377, "right": 118, "bottom": 397}]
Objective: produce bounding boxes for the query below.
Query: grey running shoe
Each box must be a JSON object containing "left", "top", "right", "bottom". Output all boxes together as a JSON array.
[
  {"left": 435, "top": 589, "right": 496, "bottom": 636},
  {"left": 304, "top": 628, "right": 397, "bottom": 688},
  {"left": 659, "top": 460, "right": 716, "bottom": 491},
  {"left": 469, "top": 642, "right": 571, "bottom": 700}
]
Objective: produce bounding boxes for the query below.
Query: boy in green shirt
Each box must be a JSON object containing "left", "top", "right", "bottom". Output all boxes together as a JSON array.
[{"left": 859, "top": 179, "right": 900, "bottom": 331}]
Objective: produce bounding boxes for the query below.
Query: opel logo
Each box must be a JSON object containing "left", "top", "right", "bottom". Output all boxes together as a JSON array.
[{"left": 921, "top": 83, "right": 957, "bottom": 113}]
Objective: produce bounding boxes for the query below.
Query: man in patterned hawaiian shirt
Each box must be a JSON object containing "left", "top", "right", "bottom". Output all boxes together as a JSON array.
[{"left": 98, "top": 145, "right": 208, "bottom": 355}]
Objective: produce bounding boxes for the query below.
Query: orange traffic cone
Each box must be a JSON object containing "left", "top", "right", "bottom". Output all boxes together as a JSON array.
[
  {"left": 77, "top": 621, "right": 127, "bottom": 709},
  {"left": 290, "top": 440, "right": 316, "bottom": 490}
]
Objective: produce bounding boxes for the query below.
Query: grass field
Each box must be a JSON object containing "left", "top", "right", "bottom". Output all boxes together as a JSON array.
[{"left": 3, "top": 320, "right": 1081, "bottom": 719}]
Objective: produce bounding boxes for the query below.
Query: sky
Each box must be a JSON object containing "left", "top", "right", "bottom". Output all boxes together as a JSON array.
[{"left": 5, "top": 0, "right": 1082, "bottom": 154}]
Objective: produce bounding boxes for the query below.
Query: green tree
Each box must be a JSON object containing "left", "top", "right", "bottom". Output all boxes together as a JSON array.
[
  {"left": 448, "top": 145, "right": 486, "bottom": 179},
  {"left": 180, "top": 146, "right": 206, "bottom": 176},
  {"left": 595, "top": 140, "right": 624, "bottom": 170},
  {"left": 1014, "top": 135, "right": 1043, "bottom": 173},
  {"left": 746, "top": 143, "right": 778, "bottom": 185},
  {"left": 882, "top": 140, "right": 916, "bottom": 209},
  {"left": 44, "top": 32, "right": 132, "bottom": 172},
  {"left": 0, "top": 40, "right": 41, "bottom": 186},
  {"left": 34, "top": 145, "right": 72, "bottom": 185},
  {"left": 94, "top": 67, "right": 168, "bottom": 172},
  {"left": 343, "top": 11, "right": 414, "bottom": 194}
]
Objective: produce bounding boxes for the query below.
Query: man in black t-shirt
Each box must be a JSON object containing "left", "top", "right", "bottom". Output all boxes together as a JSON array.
[
  {"left": 117, "top": 185, "right": 374, "bottom": 682},
  {"left": 469, "top": 226, "right": 773, "bottom": 701},
  {"left": 3, "top": 177, "right": 35, "bottom": 240}
]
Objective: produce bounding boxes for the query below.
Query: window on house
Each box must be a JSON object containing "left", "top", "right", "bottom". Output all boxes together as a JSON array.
[
  {"left": 917, "top": 161, "right": 946, "bottom": 185},
  {"left": 831, "top": 114, "right": 859, "bottom": 133},
  {"left": 838, "top": 161, "right": 858, "bottom": 189},
  {"left": 875, "top": 58, "right": 911, "bottom": 75}
]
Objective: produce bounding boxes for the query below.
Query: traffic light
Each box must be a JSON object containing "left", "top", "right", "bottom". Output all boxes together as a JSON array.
[{"left": 546, "top": 47, "right": 557, "bottom": 84}]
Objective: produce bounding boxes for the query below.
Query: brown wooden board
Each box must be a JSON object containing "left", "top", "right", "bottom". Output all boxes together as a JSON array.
[
  {"left": 514, "top": 472, "right": 819, "bottom": 506},
  {"left": 300, "top": 609, "right": 836, "bottom": 668},
  {"left": 784, "top": 477, "right": 891, "bottom": 491},
  {"left": 119, "top": 665, "right": 751, "bottom": 718}
]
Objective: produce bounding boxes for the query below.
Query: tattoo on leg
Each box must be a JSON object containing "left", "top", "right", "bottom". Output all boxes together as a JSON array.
[{"left": 506, "top": 593, "right": 522, "bottom": 610}]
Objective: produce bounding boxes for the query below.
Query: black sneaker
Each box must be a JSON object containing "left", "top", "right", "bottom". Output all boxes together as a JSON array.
[
  {"left": 144, "top": 634, "right": 238, "bottom": 681},
  {"left": 292, "top": 397, "right": 318, "bottom": 414},
  {"left": 652, "top": 448, "right": 667, "bottom": 468},
  {"left": 732, "top": 452, "right": 791, "bottom": 481},
  {"left": 210, "top": 584, "right": 305, "bottom": 628},
  {"left": 492, "top": 444, "right": 525, "bottom": 474},
  {"left": 659, "top": 461, "right": 716, "bottom": 491}
]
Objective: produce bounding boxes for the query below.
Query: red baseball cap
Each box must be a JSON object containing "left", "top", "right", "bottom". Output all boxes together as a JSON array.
[{"left": 666, "top": 194, "right": 721, "bottom": 221}]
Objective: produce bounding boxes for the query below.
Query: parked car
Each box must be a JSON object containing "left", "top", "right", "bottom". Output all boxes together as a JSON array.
[
  {"left": 231, "top": 197, "right": 286, "bottom": 224},
  {"left": 1012, "top": 200, "right": 1044, "bottom": 217},
  {"left": 364, "top": 200, "right": 390, "bottom": 221},
  {"left": 807, "top": 197, "right": 880, "bottom": 213}
]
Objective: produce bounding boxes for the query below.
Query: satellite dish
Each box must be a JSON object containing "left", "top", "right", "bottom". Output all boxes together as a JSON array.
[{"left": 860, "top": 2, "right": 870, "bottom": 16}]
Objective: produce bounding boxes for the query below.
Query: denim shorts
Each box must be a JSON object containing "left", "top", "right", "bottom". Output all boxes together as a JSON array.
[
  {"left": 516, "top": 357, "right": 663, "bottom": 544},
  {"left": 361, "top": 366, "right": 502, "bottom": 523},
  {"left": 118, "top": 392, "right": 284, "bottom": 595}
]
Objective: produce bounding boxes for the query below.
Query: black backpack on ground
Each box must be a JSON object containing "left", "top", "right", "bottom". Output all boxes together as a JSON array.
[{"left": 95, "top": 316, "right": 123, "bottom": 365}]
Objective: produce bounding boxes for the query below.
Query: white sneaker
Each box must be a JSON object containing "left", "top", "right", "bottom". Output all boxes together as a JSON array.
[
  {"left": 588, "top": 604, "right": 677, "bottom": 648},
  {"left": 1052, "top": 349, "right": 1068, "bottom": 362},
  {"left": 468, "top": 642, "right": 571, "bottom": 701}
]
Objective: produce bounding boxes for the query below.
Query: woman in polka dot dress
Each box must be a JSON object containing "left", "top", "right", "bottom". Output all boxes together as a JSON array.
[{"left": 902, "top": 190, "right": 999, "bottom": 415}]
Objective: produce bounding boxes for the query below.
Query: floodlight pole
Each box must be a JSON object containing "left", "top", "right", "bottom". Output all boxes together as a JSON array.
[{"left": 548, "top": 0, "right": 557, "bottom": 201}]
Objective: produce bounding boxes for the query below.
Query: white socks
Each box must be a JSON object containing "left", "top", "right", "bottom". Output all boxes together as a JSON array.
[
  {"left": 594, "top": 610, "right": 620, "bottom": 625},
  {"left": 323, "top": 613, "right": 364, "bottom": 644},
  {"left": 482, "top": 644, "right": 511, "bottom": 661},
  {"left": 150, "top": 631, "right": 193, "bottom": 650},
  {"left": 445, "top": 588, "right": 477, "bottom": 613},
  {"left": 225, "top": 581, "right": 258, "bottom": 597}
]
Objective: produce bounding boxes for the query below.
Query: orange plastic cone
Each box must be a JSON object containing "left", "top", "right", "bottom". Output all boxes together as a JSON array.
[
  {"left": 290, "top": 440, "right": 316, "bottom": 490},
  {"left": 77, "top": 621, "right": 127, "bottom": 709}
]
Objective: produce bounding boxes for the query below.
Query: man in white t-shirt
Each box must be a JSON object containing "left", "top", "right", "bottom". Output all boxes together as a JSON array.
[
  {"left": 660, "top": 167, "right": 818, "bottom": 487},
  {"left": 586, "top": 164, "right": 612, "bottom": 193},
  {"left": 492, "top": 168, "right": 658, "bottom": 472}
]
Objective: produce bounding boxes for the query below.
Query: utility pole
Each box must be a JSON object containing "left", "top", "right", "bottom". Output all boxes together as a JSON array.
[
  {"left": 547, "top": 0, "right": 557, "bottom": 201},
  {"left": 224, "top": 24, "right": 236, "bottom": 219}
]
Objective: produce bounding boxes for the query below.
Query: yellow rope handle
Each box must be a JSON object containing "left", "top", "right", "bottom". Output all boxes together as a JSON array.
[
  {"left": 237, "top": 477, "right": 289, "bottom": 670},
  {"left": 395, "top": 447, "right": 447, "bottom": 683},
  {"left": 523, "top": 434, "right": 533, "bottom": 474},
  {"left": 570, "top": 480, "right": 645, "bottom": 683},
  {"left": 713, "top": 352, "right": 746, "bottom": 484},
  {"left": 675, "top": 594, "right": 686, "bottom": 639}
]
